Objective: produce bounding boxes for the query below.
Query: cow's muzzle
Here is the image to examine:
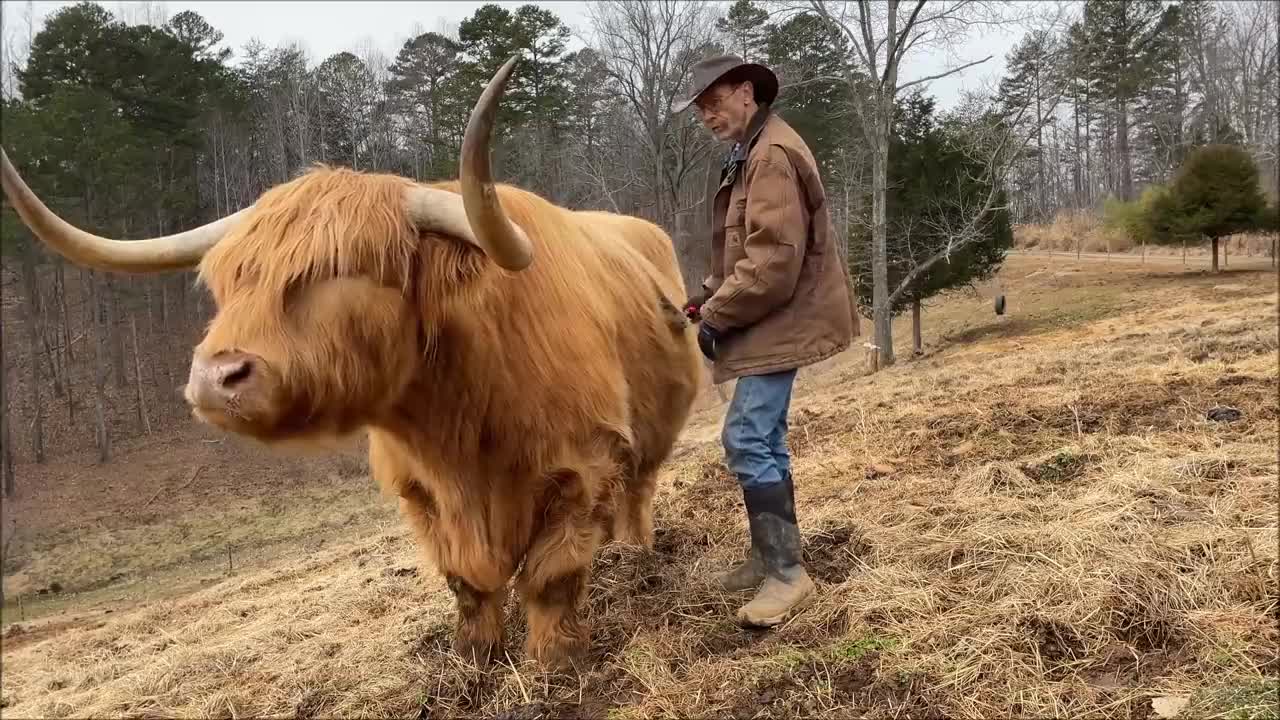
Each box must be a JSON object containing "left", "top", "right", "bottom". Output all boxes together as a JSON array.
[{"left": 184, "top": 350, "right": 267, "bottom": 418}]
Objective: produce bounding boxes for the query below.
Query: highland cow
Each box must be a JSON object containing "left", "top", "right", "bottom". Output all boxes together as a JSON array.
[{"left": 0, "top": 56, "right": 703, "bottom": 670}]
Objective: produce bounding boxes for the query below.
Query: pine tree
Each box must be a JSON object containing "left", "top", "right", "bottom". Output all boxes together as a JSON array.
[
  {"left": 1132, "top": 4, "right": 1191, "bottom": 187},
  {"left": 997, "top": 29, "right": 1058, "bottom": 221},
  {"left": 764, "top": 11, "right": 855, "bottom": 177},
  {"left": 387, "top": 31, "right": 465, "bottom": 179},
  {"left": 1081, "top": 0, "right": 1167, "bottom": 201},
  {"left": 1146, "top": 143, "right": 1269, "bottom": 271},
  {"left": 849, "top": 90, "right": 1014, "bottom": 353},
  {"left": 715, "top": 0, "right": 770, "bottom": 62}
]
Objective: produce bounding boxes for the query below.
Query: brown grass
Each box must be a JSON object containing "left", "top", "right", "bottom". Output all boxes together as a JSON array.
[
  {"left": 1015, "top": 208, "right": 1279, "bottom": 260},
  {"left": 2, "top": 255, "right": 1277, "bottom": 719}
]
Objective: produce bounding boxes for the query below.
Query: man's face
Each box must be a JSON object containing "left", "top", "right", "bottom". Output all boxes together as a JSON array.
[{"left": 694, "top": 80, "right": 755, "bottom": 142}]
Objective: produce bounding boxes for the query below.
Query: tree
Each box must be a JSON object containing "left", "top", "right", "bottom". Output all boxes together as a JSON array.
[
  {"left": 1147, "top": 143, "right": 1269, "bottom": 271},
  {"left": 997, "top": 29, "right": 1059, "bottom": 222},
  {"left": 849, "top": 89, "right": 1013, "bottom": 355},
  {"left": 765, "top": 10, "right": 857, "bottom": 179},
  {"left": 585, "top": 0, "right": 720, "bottom": 223},
  {"left": 387, "top": 31, "right": 465, "bottom": 179},
  {"left": 716, "top": 0, "right": 771, "bottom": 62},
  {"left": 314, "top": 51, "right": 376, "bottom": 167},
  {"left": 1080, "top": 0, "right": 1169, "bottom": 202},
  {"left": 798, "top": 0, "right": 1044, "bottom": 369}
]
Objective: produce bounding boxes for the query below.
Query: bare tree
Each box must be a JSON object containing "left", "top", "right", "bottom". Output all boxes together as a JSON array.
[
  {"left": 585, "top": 0, "right": 722, "bottom": 226},
  {"left": 1219, "top": 1, "right": 1279, "bottom": 196},
  {"left": 0, "top": 0, "right": 36, "bottom": 101},
  {"left": 115, "top": 0, "right": 170, "bottom": 28},
  {"left": 785, "top": 0, "right": 1048, "bottom": 368}
]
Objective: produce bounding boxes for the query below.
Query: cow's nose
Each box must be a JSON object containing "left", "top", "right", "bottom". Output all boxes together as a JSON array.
[{"left": 185, "top": 351, "right": 262, "bottom": 408}]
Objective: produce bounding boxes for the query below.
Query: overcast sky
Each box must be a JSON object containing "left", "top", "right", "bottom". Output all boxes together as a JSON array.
[{"left": 5, "top": 1, "right": 1040, "bottom": 109}]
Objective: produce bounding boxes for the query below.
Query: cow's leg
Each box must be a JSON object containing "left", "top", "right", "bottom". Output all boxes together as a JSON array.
[
  {"left": 521, "top": 564, "right": 591, "bottom": 671},
  {"left": 397, "top": 482, "right": 508, "bottom": 667},
  {"left": 606, "top": 431, "right": 657, "bottom": 550},
  {"left": 612, "top": 459, "right": 658, "bottom": 549},
  {"left": 517, "top": 467, "right": 609, "bottom": 671},
  {"left": 445, "top": 573, "right": 506, "bottom": 667}
]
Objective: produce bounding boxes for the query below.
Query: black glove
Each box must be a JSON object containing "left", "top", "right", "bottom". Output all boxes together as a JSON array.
[{"left": 697, "top": 322, "right": 722, "bottom": 361}]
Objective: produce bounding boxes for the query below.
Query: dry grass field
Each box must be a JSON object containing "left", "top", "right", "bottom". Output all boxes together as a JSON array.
[
  {"left": 1, "top": 254, "right": 1276, "bottom": 719},
  {"left": 1014, "top": 208, "right": 1278, "bottom": 262}
]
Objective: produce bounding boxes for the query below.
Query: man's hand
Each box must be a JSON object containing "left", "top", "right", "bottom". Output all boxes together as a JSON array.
[
  {"left": 684, "top": 290, "right": 709, "bottom": 322},
  {"left": 697, "top": 322, "right": 722, "bottom": 361}
]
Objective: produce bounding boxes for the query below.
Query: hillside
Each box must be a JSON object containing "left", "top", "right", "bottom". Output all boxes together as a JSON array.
[{"left": 1, "top": 254, "right": 1276, "bottom": 719}]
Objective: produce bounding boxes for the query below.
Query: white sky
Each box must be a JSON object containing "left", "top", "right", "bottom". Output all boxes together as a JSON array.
[{"left": 2, "top": 1, "right": 1045, "bottom": 109}]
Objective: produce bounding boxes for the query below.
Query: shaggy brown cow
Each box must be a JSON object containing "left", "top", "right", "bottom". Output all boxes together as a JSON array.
[{"left": 0, "top": 57, "right": 703, "bottom": 670}]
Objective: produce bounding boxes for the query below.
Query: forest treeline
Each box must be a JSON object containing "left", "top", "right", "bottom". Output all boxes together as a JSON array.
[{"left": 0, "top": 0, "right": 1275, "bottom": 490}]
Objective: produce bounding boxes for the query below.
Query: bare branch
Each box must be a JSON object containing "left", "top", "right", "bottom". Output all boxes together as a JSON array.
[{"left": 898, "top": 54, "right": 994, "bottom": 92}]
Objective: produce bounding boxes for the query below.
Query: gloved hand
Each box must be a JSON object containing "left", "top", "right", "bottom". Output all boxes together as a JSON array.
[
  {"left": 683, "top": 290, "right": 709, "bottom": 322},
  {"left": 697, "top": 322, "right": 722, "bottom": 361}
]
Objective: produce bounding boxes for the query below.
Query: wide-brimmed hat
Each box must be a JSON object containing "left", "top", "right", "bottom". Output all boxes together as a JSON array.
[{"left": 670, "top": 54, "right": 779, "bottom": 115}]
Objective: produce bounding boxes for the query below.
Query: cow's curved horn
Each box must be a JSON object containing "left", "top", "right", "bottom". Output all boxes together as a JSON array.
[
  {"left": 403, "top": 186, "right": 486, "bottom": 248},
  {"left": 458, "top": 54, "right": 534, "bottom": 272},
  {"left": 1, "top": 148, "right": 246, "bottom": 273}
]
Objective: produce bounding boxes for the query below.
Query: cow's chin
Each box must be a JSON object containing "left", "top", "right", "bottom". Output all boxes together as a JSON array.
[
  {"left": 191, "top": 404, "right": 285, "bottom": 443},
  {"left": 192, "top": 402, "right": 366, "bottom": 456}
]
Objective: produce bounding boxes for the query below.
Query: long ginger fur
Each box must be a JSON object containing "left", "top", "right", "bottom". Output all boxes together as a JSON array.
[{"left": 191, "top": 164, "right": 703, "bottom": 666}]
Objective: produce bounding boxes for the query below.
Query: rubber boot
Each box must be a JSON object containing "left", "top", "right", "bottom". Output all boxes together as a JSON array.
[
  {"left": 716, "top": 471, "right": 794, "bottom": 592},
  {"left": 735, "top": 475, "right": 815, "bottom": 628}
]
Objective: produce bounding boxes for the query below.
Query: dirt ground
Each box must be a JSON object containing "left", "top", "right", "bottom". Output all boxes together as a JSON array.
[{"left": 1, "top": 254, "right": 1276, "bottom": 719}]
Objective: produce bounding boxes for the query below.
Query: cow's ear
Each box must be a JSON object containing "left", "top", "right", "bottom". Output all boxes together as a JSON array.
[{"left": 408, "top": 231, "right": 490, "bottom": 329}]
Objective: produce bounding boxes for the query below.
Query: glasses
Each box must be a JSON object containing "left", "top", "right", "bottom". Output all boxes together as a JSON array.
[{"left": 694, "top": 82, "right": 746, "bottom": 116}]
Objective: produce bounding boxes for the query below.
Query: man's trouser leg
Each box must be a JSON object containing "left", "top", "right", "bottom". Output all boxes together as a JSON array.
[{"left": 717, "top": 369, "right": 814, "bottom": 627}]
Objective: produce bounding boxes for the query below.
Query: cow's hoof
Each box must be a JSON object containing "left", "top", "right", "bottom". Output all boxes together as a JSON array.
[
  {"left": 528, "top": 635, "right": 589, "bottom": 674},
  {"left": 452, "top": 636, "right": 500, "bottom": 668}
]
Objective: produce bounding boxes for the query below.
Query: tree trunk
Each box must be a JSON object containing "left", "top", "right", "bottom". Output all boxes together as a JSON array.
[
  {"left": 1073, "top": 96, "right": 1082, "bottom": 207},
  {"left": 106, "top": 276, "right": 127, "bottom": 388},
  {"left": 1211, "top": 236, "right": 1219, "bottom": 272},
  {"left": 60, "top": 264, "right": 72, "bottom": 364},
  {"left": 20, "top": 248, "right": 45, "bottom": 464},
  {"left": 911, "top": 299, "right": 922, "bottom": 356},
  {"left": 131, "top": 318, "right": 151, "bottom": 434},
  {"left": 1035, "top": 71, "right": 1045, "bottom": 220},
  {"left": 871, "top": 102, "right": 893, "bottom": 369},
  {"left": 1117, "top": 98, "right": 1133, "bottom": 201},
  {"left": 1, "top": 327, "right": 14, "bottom": 498},
  {"left": 89, "top": 272, "right": 111, "bottom": 463}
]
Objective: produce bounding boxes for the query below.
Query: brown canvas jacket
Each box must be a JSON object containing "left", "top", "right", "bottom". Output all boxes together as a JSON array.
[{"left": 699, "top": 108, "right": 858, "bottom": 383}]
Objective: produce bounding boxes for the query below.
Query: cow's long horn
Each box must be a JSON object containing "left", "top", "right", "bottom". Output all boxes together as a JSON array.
[
  {"left": 1, "top": 148, "right": 245, "bottom": 273},
  {"left": 457, "top": 54, "right": 534, "bottom": 272}
]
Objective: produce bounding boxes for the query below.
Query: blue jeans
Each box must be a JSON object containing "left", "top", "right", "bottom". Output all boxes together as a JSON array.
[{"left": 721, "top": 369, "right": 798, "bottom": 489}]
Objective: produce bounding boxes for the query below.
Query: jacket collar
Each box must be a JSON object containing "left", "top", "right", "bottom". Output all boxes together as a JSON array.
[
  {"left": 720, "top": 105, "right": 773, "bottom": 186},
  {"left": 728, "top": 105, "right": 772, "bottom": 163}
]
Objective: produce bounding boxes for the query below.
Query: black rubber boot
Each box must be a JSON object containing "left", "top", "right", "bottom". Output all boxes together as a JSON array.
[
  {"left": 735, "top": 474, "right": 814, "bottom": 627},
  {"left": 717, "top": 470, "right": 793, "bottom": 592}
]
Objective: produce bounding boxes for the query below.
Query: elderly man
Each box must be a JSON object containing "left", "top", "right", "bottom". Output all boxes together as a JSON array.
[{"left": 674, "top": 55, "right": 857, "bottom": 627}]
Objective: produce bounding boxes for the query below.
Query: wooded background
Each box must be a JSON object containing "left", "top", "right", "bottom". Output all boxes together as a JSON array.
[{"left": 0, "top": 0, "right": 1276, "bottom": 493}]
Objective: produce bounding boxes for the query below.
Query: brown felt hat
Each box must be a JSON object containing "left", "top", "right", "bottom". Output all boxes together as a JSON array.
[{"left": 670, "top": 54, "right": 779, "bottom": 115}]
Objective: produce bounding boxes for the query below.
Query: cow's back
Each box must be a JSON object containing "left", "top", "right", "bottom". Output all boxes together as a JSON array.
[
  {"left": 573, "top": 211, "right": 687, "bottom": 301},
  {"left": 569, "top": 209, "right": 701, "bottom": 484}
]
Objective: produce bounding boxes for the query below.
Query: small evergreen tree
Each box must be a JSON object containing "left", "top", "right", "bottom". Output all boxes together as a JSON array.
[
  {"left": 849, "top": 90, "right": 1014, "bottom": 355},
  {"left": 1146, "top": 143, "right": 1268, "bottom": 272}
]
